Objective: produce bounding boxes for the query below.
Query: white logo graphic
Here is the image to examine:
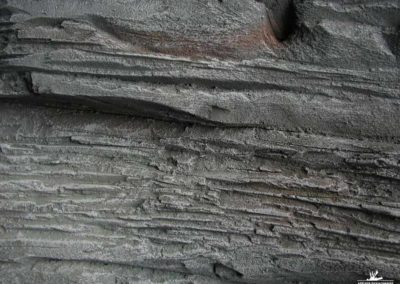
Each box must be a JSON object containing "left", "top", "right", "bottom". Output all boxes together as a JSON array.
[
  {"left": 357, "top": 270, "right": 394, "bottom": 284},
  {"left": 368, "top": 270, "right": 383, "bottom": 281}
]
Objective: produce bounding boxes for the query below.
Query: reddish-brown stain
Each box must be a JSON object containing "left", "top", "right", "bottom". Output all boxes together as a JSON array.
[
  {"left": 118, "top": 20, "right": 282, "bottom": 60},
  {"left": 229, "top": 19, "right": 282, "bottom": 50},
  {"left": 96, "top": 14, "right": 283, "bottom": 60}
]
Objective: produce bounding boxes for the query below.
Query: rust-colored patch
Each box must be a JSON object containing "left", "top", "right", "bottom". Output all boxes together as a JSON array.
[
  {"left": 227, "top": 18, "right": 282, "bottom": 50},
  {"left": 110, "top": 21, "right": 281, "bottom": 60},
  {"left": 90, "top": 13, "right": 284, "bottom": 60}
]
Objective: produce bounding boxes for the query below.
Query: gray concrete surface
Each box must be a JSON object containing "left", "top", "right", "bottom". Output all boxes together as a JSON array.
[{"left": 0, "top": 0, "right": 399, "bottom": 283}]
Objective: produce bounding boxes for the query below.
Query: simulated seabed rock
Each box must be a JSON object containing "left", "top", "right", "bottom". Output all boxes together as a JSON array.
[{"left": 0, "top": 0, "right": 399, "bottom": 283}]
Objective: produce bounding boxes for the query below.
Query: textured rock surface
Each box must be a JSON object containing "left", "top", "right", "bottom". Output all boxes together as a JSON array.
[{"left": 0, "top": 0, "right": 400, "bottom": 283}]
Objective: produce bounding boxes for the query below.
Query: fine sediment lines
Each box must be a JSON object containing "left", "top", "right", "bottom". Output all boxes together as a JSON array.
[
  {"left": 0, "top": 0, "right": 400, "bottom": 283},
  {"left": 0, "top": 103, "right": 399, "bottom": 283}
]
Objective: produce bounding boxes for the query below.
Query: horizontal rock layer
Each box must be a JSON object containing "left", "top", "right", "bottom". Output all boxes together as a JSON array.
[
  {"left": 1, "top": 103, "right": 399, "bottom": 283},
  {"left": 0, "top": 0, "right": 399, "bottom": 283},
  {"left": 1, "top": 0, "right": 400, "bottom": 139}
]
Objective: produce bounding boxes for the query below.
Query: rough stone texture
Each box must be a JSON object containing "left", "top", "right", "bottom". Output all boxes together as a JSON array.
[{"left": 0, "top": 0, "right": 400, "bottom": 283}]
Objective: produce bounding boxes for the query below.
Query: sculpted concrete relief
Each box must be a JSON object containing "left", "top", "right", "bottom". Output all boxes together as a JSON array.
[{"left": 0, "top": 0, "right": 399, "bottom": 283}]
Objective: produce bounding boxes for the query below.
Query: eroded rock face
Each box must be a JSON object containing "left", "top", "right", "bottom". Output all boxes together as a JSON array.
[{"left": 0, "top": 0, "right": 399, "bottom": 283}]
